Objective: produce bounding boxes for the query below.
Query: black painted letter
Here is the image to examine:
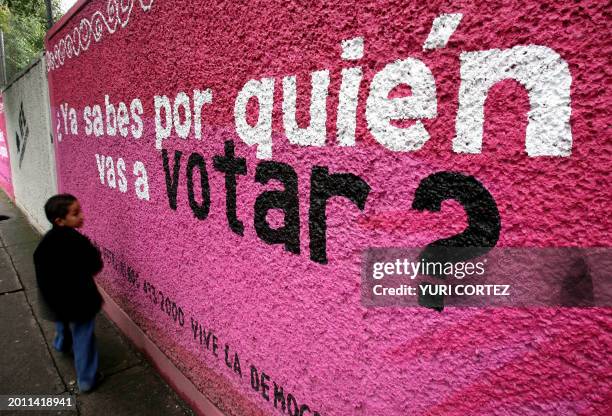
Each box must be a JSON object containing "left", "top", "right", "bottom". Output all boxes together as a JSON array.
[
  {"left": 309, "top": 166, "right": 370, "bottom": 264},
  {"left": 250, "top": 365, "right": 260, "bottom": 391},
  {"left": 186, "top": 152, "right": 210, "bottom": 220},
  {"left": 412, "top": 171, "right": 501, "bottom": 310},
  {"left": 162, "top": 149, "right": 182, "bottom": 210},
  {"left": 213, "top": 141, "right": 247, "bottom": 235},
  {"left": 254, "top": 161, "right": 300, "bottom": 254},
  {"left": 287, "top": 394, "right": 300, "bottom": 416},
  {"left": 273, "top": 382, "right": 286, "bottom": 411}
]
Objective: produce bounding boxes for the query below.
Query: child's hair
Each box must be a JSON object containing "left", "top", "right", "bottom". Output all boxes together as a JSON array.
[{"left": 44, "top": 194, "right": 77, "bottom": 224}]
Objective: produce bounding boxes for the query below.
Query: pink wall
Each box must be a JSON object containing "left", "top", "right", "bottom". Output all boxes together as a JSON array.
[
  {"left": 46, "top": 1, "right": 611, "bottom": 415},
  {"left": 0, "top": 96, "right": 14, "bottom": 198}
]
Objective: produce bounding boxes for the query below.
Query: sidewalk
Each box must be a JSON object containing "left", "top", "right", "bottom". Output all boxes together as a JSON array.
[{"left": 0, "top": 190, "right": 195, "bottom": 416}]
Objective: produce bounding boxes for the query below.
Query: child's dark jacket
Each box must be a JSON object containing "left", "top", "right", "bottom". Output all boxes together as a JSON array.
[{"left": 34, "top": 226, "right": 103, "bottom": 322}]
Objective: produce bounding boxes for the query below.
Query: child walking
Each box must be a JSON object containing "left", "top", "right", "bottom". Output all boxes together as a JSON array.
[{"left": 34, "top": 194, "right": 104, "bottom": 393}]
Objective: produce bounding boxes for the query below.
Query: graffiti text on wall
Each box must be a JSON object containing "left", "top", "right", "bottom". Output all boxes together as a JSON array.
[
  {"left": 50, "top": 10, "right": 573, "bottom": 157},
  {"left": 96, "top": 240, "right": 324, "bottom": 415},
  {"left": 53, "top": 11, "right": 575, "bottom": 268},
  {"left": 46, "top": 0, "right": 155, "bottom": 71},
  {"left": 231, "top": 36, "right": 572, "bottom": 158},
  {"left": 15, "top": 103, "right": 29, "bottom": 169}
]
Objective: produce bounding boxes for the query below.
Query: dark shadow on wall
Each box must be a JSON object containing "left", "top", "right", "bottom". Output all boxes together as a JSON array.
[{"left": 559, "top": 253, "right": 594, "bottom": 307}]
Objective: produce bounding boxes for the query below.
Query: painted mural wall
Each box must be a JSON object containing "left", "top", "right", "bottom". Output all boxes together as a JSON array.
[
  {"left": 3, "top": 57, "right": 57, "bottom": 231},
  {"left": 0, "top": 95, "right": 13, "bottom": 198},
  {"left": 45, "top": 1, "right": 611, "bottom": 415}
]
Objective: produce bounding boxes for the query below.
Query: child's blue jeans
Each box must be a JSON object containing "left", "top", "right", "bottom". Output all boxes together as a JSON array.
[{"left": 53, "top": 319, "right": 98, "bottom": 392}]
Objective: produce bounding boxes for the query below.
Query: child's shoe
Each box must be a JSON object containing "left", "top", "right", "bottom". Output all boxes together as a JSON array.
[{"left": 79, "top": 371, "right": 104, "bottom": 394}]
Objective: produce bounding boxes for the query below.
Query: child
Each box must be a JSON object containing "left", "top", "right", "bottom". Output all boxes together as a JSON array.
[{"left": 33, "top": 194, "right": 104, "bottom": 393}]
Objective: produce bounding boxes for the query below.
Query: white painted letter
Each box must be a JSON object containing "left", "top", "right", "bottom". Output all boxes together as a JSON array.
[
  {"left": 282, "top": 70, "right": 330, "bottom": 148},
  {"left": 95, "top": 154, "right": 105, "bottom": 184},
  {"left": 84, "top": 107, "right": 92, "bottom": 136},
  {"left": 366, "top": 58, "right": 437, "bottom": 151},
  {"left": 337, "top": 68, "right": 363, "bottom": 146},
  {"left": 454, "top": 45, "right": 572, "bottom": 156},
  {"left": 154, "top": 95, "right": 172, "bottom": 150},
  {"left": 117, "top": 157, "right": 128, "bottom": 193},
  {"left": 61, "top": 103, "right": 68, "bottom": 134},
  {"left": 105, "top": 156, "right": 116, "bottom": 188},
  {"left": 423, "top": 14, "right": 463, "bottom": 51},
  {"left": 92, "top": 105, "right": 104, "bottom": 137},
  {"left": 133, "top": 161, "right": 150, "bottom": 201},
  {"left": 117, "top": 103, "right": 129, "bottom": 137},
  {"left": 337, "top": 37, "right": 364, "bottom": 147},
  {"left": 341, "top": 37, "right": 364, "bottom": 60},
  {"left": 105, "top": 95, "right": 117, "bottom": 136},
  {"left": 234, "top": 78, "right": 275, "bottom": 159},
  {"left": 69, "top": 109, "right": 78, "bottom": 134},
  {"left": 130, "top": 98, "right": 143, "bottom": 139},
  {"left": 193, "top": 89, "right": 212, "bottom": 140},
  {"left": 173, "top": 91, "right": 191, "bottom": 139}
]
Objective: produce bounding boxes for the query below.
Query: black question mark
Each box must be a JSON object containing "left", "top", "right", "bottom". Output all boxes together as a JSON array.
[{"left": 412, "top": 171, "right": 501, "bottom": 311}]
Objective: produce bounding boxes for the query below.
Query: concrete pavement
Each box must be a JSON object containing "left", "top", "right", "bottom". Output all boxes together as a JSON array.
[{"left": 0, "top": 190, "right": 195, "bottom": 416}]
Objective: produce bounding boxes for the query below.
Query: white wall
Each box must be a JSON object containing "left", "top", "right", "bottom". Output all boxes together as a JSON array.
[{"left": 3, "top": 56, "right": 57, "bottom": 232}]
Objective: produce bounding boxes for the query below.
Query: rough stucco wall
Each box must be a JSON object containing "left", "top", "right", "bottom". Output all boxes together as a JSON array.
[
  {"left": 4, "top": 58, "right": 57, "bottom": 231},
  {"left": 0, "top": 95, "right": 13, "bottom": 198},
  {"left": 46, "top": 1, "right": 611, "bottom": 415}
]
